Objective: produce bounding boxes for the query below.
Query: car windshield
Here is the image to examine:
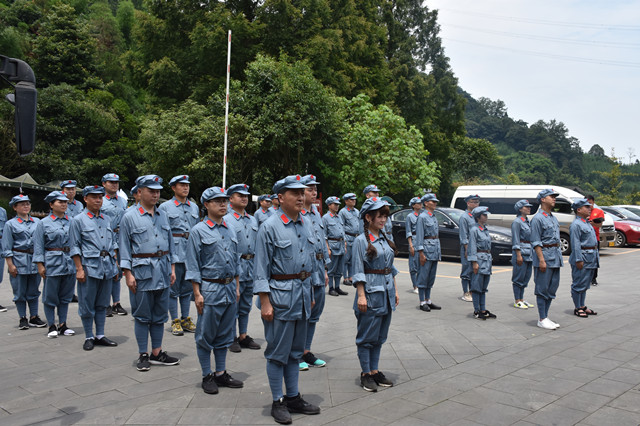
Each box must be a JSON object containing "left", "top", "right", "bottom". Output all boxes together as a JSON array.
[
  {"left": 615, "top": 207, "right": 640, "bottom": 219},
  {"left": 620, "top": 206, "right": 640, "bottom": 216},
  {"left": 440, "top": 209, "right": 463, "bottom": 225}
]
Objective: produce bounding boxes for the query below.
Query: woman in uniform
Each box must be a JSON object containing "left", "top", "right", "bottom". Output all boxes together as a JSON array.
[
  {"left": 511, "top": 200, "right": 535, "bottom": 309},
  {"left": 569, "top": 199, "right": 599, "bottom": 318},
  {"left": 34, "top": 191, "right": 77, "bottom": 338},
  {"left": 352, "top": 197, "right": 399, "bottom": 392},
  {"left": 468, "top": 206, "right": 496, "bottom": 320}
]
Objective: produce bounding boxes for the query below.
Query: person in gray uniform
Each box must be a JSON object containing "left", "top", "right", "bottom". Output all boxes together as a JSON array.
[
  {"left": 511, "top": 200, "right": 535, "bottom": 310},
  {"left": 405, "top": 197, "right": 422, "bottom": 295},
  {"left": 459, "top": 194, "right": 480, "bottom": 302},
  {"left": 569, "top": 199, "right": 599, "bottom": 318},
  {"left": 414, "top": 193, "right": 442, "bottom": 312},
  {"left": 254, "top": 194, "right": 273, "bottom": 227},
  {"left": 339, "top": 193, "right": 360, "bottom": 287},
  {"left": 0, "top": 204, "right": 7, "bottom": 312},
  {"left": 468, "top": 206, "right": 496, "bottom": 320},
  {"left": 323, "top": 196, "right": 348, "bottom": 297},
  {"left": 363, "top": 184, "right": 394, "bottom": 242},
  {"left": 60, "top": 180, "right": 84, "bottom": 218}
]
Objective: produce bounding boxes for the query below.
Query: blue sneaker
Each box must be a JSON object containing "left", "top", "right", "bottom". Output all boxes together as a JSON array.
[
  {"left": 299, "top": 361, "right": 309, "bottom": 371},
  {"left": 302, "top": 352, "right": 326, "bottom": 368}
]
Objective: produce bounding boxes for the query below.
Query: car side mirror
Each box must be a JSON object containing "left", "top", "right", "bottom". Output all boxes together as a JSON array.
[{"left": 443, "top": 220, "right": 455, "bottom": 228}]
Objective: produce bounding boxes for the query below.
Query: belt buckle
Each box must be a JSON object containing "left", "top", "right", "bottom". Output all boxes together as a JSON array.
[
  {"left": 300, "top": 271, "right": 310, "bottom": 280},
  {"left": 156, "top": 250, "right": 164, "bottom": 257},
  {"left": 224, "top": 277, "right": 233, "bottom": 284},
  {"left": 184, "top": 232, "right": 189, "bottom": 239},
  {"left": 384, "top": 267, "right": 392, "bottom": 274},
  {"left": 63, "top": 247, "right": 70, "bottom": 253}
]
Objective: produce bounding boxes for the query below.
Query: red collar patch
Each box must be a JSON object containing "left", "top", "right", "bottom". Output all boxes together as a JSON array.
[
  {"left": 174, "top": 199, "right": 180, "bottom": 206},
  {"left": 467, "top": 211, "right": 473, "bottom": 217},
  {"left": 369, "top": 233, "right": 375, "bottom": 242},
  {"left": 206, "top": 219, "right": 214, "bottom": 228},
  {"left": 138, "top": 207, "right": 145, "bottom": 215},
  {"left": 17, "top": 217, "right": 23, "bottom": 223},
  {"left": 280, "top": 214, "right": 290, "bottom": 224},
  {"left": 233, "top": 212, "right": 241, "bottom": 219},
  {"left": 428, "top": 211, "right": 433, "bottom": 216},
  {"left": 521, "top": 217, "right": 526, "bottom": 222},
  {"left": 87, "top": 212, "right": 94, "bottom": 218},
  {"left": 329, "top": 212, "right": 334, "bottom": 217},
  {"left": 479, "top": 226, "right": 484, "bottom": 231},
  {"left": 301, "top": 209, "right": 307, "bottom": 215},
  {"left": 50, "top": 214, "right": 56, "bottom": 220},
  {"left": 261, "top": 208, "right": 267, "bottom": 213},
  {"left": 542, "top": 212, "right": 548, "bottom": 217}
]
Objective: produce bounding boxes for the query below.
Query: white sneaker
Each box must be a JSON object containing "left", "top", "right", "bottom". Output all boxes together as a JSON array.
[
  {"left": 537, "top": 318, "right": 557, "bottom": 330},
  {"left": 62, "top": 327, "right": 75, "bottom": 336},
  {"left": 413, "top": 288, "right": 419, "bottom": 294},
  {"left": 523, "top": 300, "right": 535, "bottom": 308},
  {"left": 514, "top": 301, "right": 528, "bottom": 309},
  {"left": 549, "top": 319, "right": 560, "bottom": 328},
  {"left": 461, "top": 292, "right": 473, "bottom": 302}
]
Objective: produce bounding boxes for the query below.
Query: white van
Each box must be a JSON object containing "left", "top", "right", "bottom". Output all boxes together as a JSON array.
[{"left": 451, "top": 185, "right": 616, "bottom": 255}]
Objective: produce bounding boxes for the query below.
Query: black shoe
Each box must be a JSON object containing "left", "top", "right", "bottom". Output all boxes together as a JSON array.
[
  {"left": 94, "top": 336, "right": 118, "bottom": 347},
  {"left": 137, "top": 353, "right": 150, "bottom": 371},
  {"left": 113, "top": 303, "right": 128, "bottom": 315},
  {"left": 0, "top": 304, "right": 7, "bottom": 312},
  {"left": 360, "top": 373, "right": 378, "bottom": 392},
  {"left": 28, "top": 315, "right": 47, "bottom": 328},
  {"left": 19, "top": 317, "right": 29, "bottom": 330},
  {"left": 591, "top": 279, "right": 598, "bottom": 286},
  {"left": 284, "top": 393, "right": 320, "bottom": 415},
  {"left": 419, "top": 304, "right": 431, "bottom": 312},
  {"left": 149, "top": 350, "right": 180, "bottom": 365},
  {"left": 372, "top": 371, "right": 393, "bottom": 387},
  {"left": 71, "top": 294, "right": 78, "bottom": 303},
  {"left": 335, "top": 288, "right": 348, "bottom": 296},
  {"left": 483, "top": 310, "right": 497, "bottom": 319},
  {"left": 474, "top": 311, "right": 486, "bottom": 320},
  {"left": 202, "top": 373, "right": 219, "bottom": 394},
  {"left": 426, "top": 302, "right": 441, "bottom": 310},
  {"left": 328, "top": 288, "right": 338, "bottom": 296},
  {"left": 302, "top": 351, "right": 326, "bottom": 367},
  {"left": 228, "top": 337, "right": 242, "bottom": 353},
  {"left": 105, "top": 305, "right": 113, "bottom": 317},
  {"left": 83, "top": 338, "right": 95, "bottom": 351},
  {"left": 271, "top": 399, "right": 292, "bottom": 425},
  {"left": 213, "top": 371, "right": 244, "bottom": 388},
  {"left": 47, "top": 324, "right": 58, "bottom": 338},
  {"left": 238, "top": 335, "right": 261, "bottom": 350}
]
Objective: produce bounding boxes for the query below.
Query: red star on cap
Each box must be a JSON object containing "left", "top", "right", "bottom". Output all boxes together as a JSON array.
[
  {"left": 372, "top": 197, "right": 378, "bottom": 202},
  {"left": 183, "top": 175, "right": 186, "bottom": 179},
  {"left": 94, "top": 185, "right": 98, "bottom": 189},
  {"left": 19, "top": 194, "right": 23, "bottom": 197},
  {"left": 244, "top": 184, "right": 247, "bottom": 188},
  {"left": 296, "top": 175, "right": 300, "bottom": 180},
  {"left": 221, "top": 188, "right": 225, "bottom": 193},
  {"left": 154, "top": 177, "right": 158, "bottom": 182},
  {"left": 311, "top": 175, "right": 315, "bottom": 179}
]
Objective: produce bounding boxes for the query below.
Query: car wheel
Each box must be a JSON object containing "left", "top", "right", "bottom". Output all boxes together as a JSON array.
[
  {"left": 615, "top": 230, "right": 627, "bottom": 247},
  {"left": 560, "top": 233, "right": 571, "bottom": 256}
]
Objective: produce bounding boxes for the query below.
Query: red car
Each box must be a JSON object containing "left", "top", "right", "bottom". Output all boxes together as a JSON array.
[{"left": 613, "top": 219, "right": 640, "bottom": 247}]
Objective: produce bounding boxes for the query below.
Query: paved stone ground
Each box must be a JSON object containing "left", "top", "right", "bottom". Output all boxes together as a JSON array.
[{"left": 1, "top": 247, "right": 640, "bottom": 425}]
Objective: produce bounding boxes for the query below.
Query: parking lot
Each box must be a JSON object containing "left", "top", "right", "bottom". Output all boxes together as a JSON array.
[{"left": 1, "top": 246, "right": 640, "bottom": 425}]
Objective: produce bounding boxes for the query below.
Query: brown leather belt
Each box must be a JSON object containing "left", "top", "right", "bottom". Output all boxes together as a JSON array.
[
  {"left": 202, "top": 277, "right": 234, "bottom": 284},
  {"left": 345, "top": 232, "right": 358, "bottom": 237},
  {"left": 581, "top": 246, "right": 596, "bottom": 250},
  {"left": 172, "top": 232, "right": 189, "bottom": 239},
  {"left": 240, "top": 253, "right": 254, "bottom": 260},
  {"left": 477, "top": 250, "right": 490, "bottom": 253},
  {"left": 365, "top": 268, "right": 392, "bottom": 275},
  {"left": 46, "top": 247, "right": 70, "bottom": 252},
  {"left": 520, "top": 240, "right": 531, "bottom": 244},
  {"left": 132, "top": 250, "right": 169, "bottom": 258},
  {"left": 327, "top": 237, "right": 343, "bottom": 241},
  {"left": 542, "top": 243, "right": 559, "bottom": 248},
  {"left": 314, "top": 253, "right": 323, "bottom": 260},
  {"left": 271, "top": 271, "right": 311, "bottom": 280},
  {"left": 13, "top": 248, "right": 33, "bottom": 254}
]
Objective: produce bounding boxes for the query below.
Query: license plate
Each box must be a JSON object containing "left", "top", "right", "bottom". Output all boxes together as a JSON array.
[{"left": 609, "top": 241, "right": 615, "bottom": 247}]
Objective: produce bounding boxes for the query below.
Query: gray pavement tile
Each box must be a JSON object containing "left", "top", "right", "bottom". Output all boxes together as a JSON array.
[
  {"left": 532, "top": 376, "right": 584, "bottom": 396},
  {"left": 177, "top": 408, "right": 234, "bottom": 425},
  {"left": 601, "top": 367, "right": 640, "bottom": 384},
  {"left": 596, "top": 348, "right": 638, "bottom": 362},
  {"left": 511, "top": 363, "right": 563, "bottom": 381},
  {"left": 553, "top": 366, "right": 604, "bottom": 383},
  {"left": 324, "top": 413, "right": 388, "bottom": 426},
  {"left": 329, "top": 392, "right": 367, "bottom": 406},
  {"left": 432, "top": 354, "right": 457, "bottom": 369},
  {"left": 118, "top": 377, "right": 190, "bottom": 397},
  {"left": 467, "top": 402, "right": 531, "bottom": 426},
  {"left": 285, "top": 406, "right": 352, "bottom": 426},
  {"left": 411, "top": 400, "right": 479, "bottom": 425},
  {"left": 606, "top": 388, "right": 640, "bottom": 413},
  {"left": 581, "top": 406, "right": 640, "bottom": 426},
  {"left": 186, "top": 389, "right": 240, "bottom": 408},
  {"left": 228, "top": 407, "right": 277, "bottom": 425},
  {"left": 430, "top": 373, "right": 492, "bottom": 392},
  {"left": 403, "top": 382, "right": 463, "bottom": 407},
  {"left": 537, "top": 354, "right": 579, "bottom": 371},
  {"left": 447, "top": 420, "right": 485, "bottom": 426},
  {"left": 52, "top": 390, "right": 130, "bottom": 414},
  {"left": 36, "top": 405, "right": 136, "bottom": 425},
  {"left": 614, "top": 339, "right": 640, "bottom": 353},
  {"left": 522, "top": 403, "right": 589, "bottom": 426},
  {"left": 578, "top": 377, "right": 636, "bottom": 397},
  {"left": 0, "top": 388, "right": 77, "bottom": 414},
  {"left": 126, "top": 406, "right": 185, "bottom": 425},
  {"left": 0, "top": 406, "right": 67, "bottom": 426},
  {"left": 553, "top": 389, "right": 612, "bottom": 413},
  {"left": 388, "top": 418, "right": 439, "bottom": 426},
  {"left": 451, "top": 386, "right": 558, "bottom": 412},
  {"left": 357, "top": 397, "right": 427, "bottom": 423}
]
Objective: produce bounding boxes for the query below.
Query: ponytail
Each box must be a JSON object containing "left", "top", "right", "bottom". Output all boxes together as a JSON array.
[{"left": 363, "top": 219, "right": 377, "bottom": 259}]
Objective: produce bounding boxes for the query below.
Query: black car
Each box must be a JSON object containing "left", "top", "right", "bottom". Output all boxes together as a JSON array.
[
  {"left": 601, "top": 206, "right": 640, "bottom": 223},
  {"left": 391, "top": 207, "right": 513, "bottom": 263}
]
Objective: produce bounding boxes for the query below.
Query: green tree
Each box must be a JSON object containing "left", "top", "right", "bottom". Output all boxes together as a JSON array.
[
  {"left": 451, "top": 137, "right": 503, "bottom": 182},
  {"left": 324, "top": 94, "right": 439, "bottom": 199},
  {"left": 588, "top": 144, "right": 606, "bottom": 157}
]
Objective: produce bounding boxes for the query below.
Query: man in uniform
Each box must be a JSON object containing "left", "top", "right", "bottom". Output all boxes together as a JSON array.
[
  {"left": 69, "top": 185, "right": 119, "bottom": 350},
  {"left": 101, "top": 173, "right": 128, "bottom": 317},
  {"left": 254, "top": 195, "right": 273, "bottom": 227},
  {"left": 269, "top": 194, "right": 280, "bottom": 213},
  {"left": 531, "top": 189, "right": 563, "bottom": 330},
  {"left": 119, "top": 175, "right": 180, "bottom": 371},
  {"left": 585, "top": 194, "right": 604, "bottom": 286},
  {"left": 363, "top": 185, "right": 394, "bottom": 242},
  {"left": 224, "top": 183, "right": 261, "bottom": 353},
  {"left": 186, "top": 186, "right": 244, "bottom": 394},
  {"left": 158, "top": 175, "right": 200, "bottom": 336},
  {"left": 405, "top": 197, "right": 423, "bottom": 294},
  {"left": 299, "top": 174, "right": 329, "bottom": 370},
  {"left": 323, "top": 196, "right": 348, "bottom": 296},
  {"left": 459, "top": 195, "right": 480, "bottom": 302},
  {"left": 254, "top": 175, "right": 321, "bottom": 425},
  {"left": 61, "top": 180, "right": 84, "bottom": 217},
  {"left": 415, "top": 194, "right": 442, "bottom": 312},
  {"left": 339, "top": 193, "right": 360, "bottom": 287}
]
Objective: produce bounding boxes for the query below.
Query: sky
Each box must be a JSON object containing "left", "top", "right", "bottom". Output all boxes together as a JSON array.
[{"left": 426, "top": 0, "right": 640, "bottom": 163}]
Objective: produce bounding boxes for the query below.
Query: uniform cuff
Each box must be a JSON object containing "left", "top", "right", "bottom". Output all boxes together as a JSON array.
[{"left": 253, "top": 279, "right": 270, "bottom": 294}]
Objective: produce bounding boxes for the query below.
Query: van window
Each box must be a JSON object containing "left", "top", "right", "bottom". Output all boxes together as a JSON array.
[
  {"left": 455, "top": 198, "right": 540, "bottom": 215},
  {"left": 553, "top": 199, "right": 572, "bottom": 214},
  {"left": 392, "top": 210, "right": 410, "bottom": 223}
]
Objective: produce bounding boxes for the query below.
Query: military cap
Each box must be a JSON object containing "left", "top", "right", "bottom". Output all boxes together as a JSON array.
[
  {"left": 472, "top": 206, "right": 490, "bottom": 219},
  {"left": 201, "top": 186, "right": 229, "bottom": 204},
  {"left": 272, "top": 175, "right": 307, "bottom": 195},
  {"left": 360, "top": 197, "right": 390, "bottom": 219},
  {"left": 421, "top": 193, "right": 440, "bottom": 203},
  {"left": 9, "top": 194, "right": 30, "bottom": 206},
  {"left": 571, "top": 198, "right": 591, "bottom": 211},
  {"left": 136, "top": 175, "right": 163, "bottom": 190},
  {"left": 464, "top": 194, "right": 481, "bottom": 202},
  {"left": 258, "top": 194, "right": 271, "bottom": 203},
  {"left": 363, "top": 184, "right": 380, "bottom": 195},
  {"left": 82, "top": 185, "right": 106, "bottom": 197},
  {"left": 536, "top": 188, "right": 559, "bottom": 201},
  {"left": 300, "top": 174, "right": 320, "bottom": 185},
  {"left": 101, "top": 173, "right": 120, "bottom": 182},
  {"left": 44, "top": 191, "right": 69, "bottom": 204},
  {"left": 59, "top": 180, "right": 77, "bottom": 188},
  {"left": 227, "top": 183, "right": 251, "bottom": 196},
  {"left": 169, "top": 175, "right": 190, "bottom": 186},
  {"left": 514, "top": 199, "right": 533, "bottom": 213},
  {"left": 130, "top": 185, "right": 138, "bottom": 196},
  {"left": 343, "top": 193, "right": 357, "bottom": 200},
  {"left": 325, "top": 196, "right": 340, "bottom": 205},
  {"left": 409, "top": 197, "right": 422, "bottom": 206}
]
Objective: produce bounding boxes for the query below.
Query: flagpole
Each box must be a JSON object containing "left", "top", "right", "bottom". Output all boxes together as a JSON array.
[{"left": 222, "top": 30, "right": 231, "bottom": 188}]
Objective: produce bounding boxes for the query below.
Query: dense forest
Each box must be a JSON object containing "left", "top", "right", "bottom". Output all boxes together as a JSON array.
[{"left": 1, "top": 0, "right": 638, "bottom": 205}]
